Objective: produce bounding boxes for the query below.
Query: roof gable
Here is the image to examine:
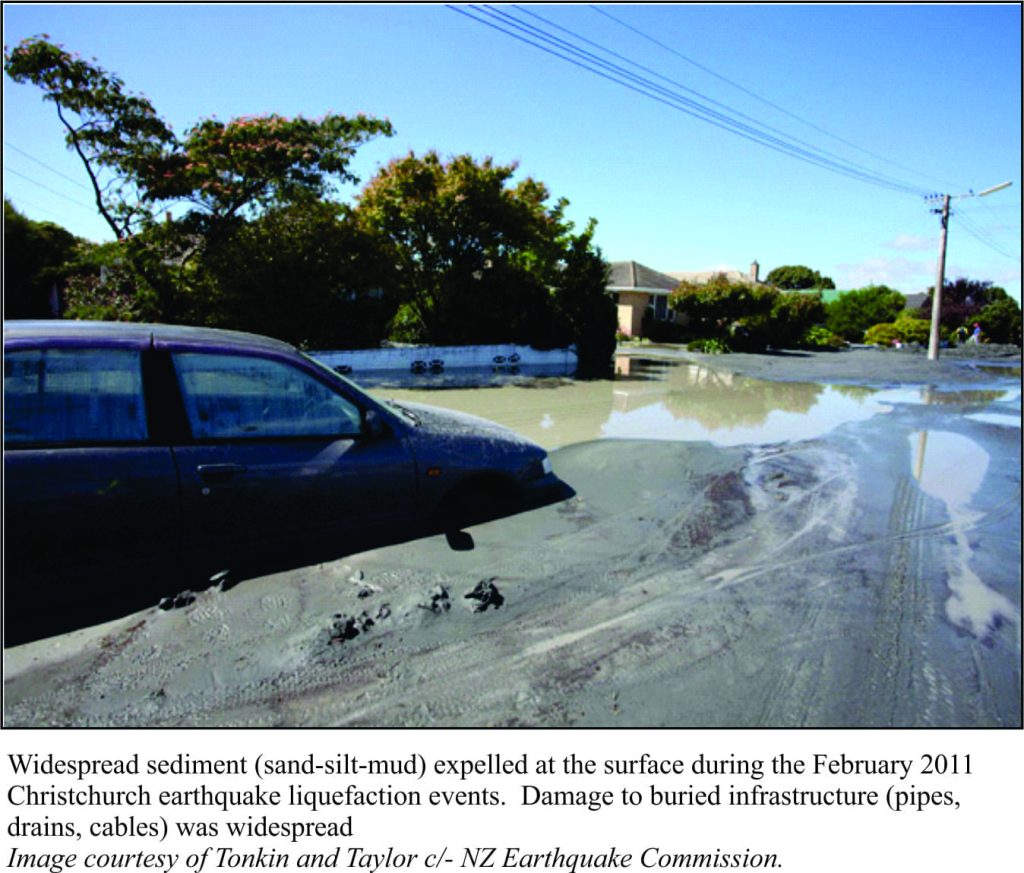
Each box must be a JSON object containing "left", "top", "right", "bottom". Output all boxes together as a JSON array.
[{"left": 607, "top": 261, "right": 678, "bottom": 291}]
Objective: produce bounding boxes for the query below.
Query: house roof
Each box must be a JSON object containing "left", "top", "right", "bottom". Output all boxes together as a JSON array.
[
  {"left": 607, "top": 261, "right": 679, "bottom": 293},
  {"left": 668, "top": 269, "right": 765, "bottom": 286}
]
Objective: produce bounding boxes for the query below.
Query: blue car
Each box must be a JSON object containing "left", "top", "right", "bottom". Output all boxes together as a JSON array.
[{"left": 3, "top": 321, "right": 571, "bottom": 646}]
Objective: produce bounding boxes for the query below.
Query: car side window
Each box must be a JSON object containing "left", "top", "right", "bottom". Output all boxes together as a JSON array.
[
  {"left": 3, "top": 348, "right": 148, "bottom": 446},
  {"left": 173, "top": 352, "right": 363, "bottom": 439}
]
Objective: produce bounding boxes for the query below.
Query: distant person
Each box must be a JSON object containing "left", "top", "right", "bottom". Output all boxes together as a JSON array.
[
  {"left": 971, "top": 323, "right": 982, "bottom": 344},
  {"left": 955, "top": 325, "right": 969, "bottom": 344}
]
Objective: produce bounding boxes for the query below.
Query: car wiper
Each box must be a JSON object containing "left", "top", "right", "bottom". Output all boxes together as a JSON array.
[{"left": 387, "top": 400, "right": 421, "bottom": 426}]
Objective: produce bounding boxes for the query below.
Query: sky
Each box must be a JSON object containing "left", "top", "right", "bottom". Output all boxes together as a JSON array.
[{"left": 3, "top": 3, "right": 1021, "bottom": 301}]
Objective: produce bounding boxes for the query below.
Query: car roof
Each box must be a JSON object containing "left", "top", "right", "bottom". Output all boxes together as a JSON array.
[{"left": 3, "top": 320, "right": 297, "bottom": 354}]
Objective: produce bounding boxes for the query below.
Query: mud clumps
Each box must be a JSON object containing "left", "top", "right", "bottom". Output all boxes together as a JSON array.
[
  {"left": 158, "top": 590, "right": 196, "bottom": 611},
  {"left": 328, "top": 604, "right": 391, "bottom": 645},
  {"left": 464, "top": 579, "right": 505, "bottom": 612},
  {"left": 420, "top": 585, "right": 452, "bottom": 614}
]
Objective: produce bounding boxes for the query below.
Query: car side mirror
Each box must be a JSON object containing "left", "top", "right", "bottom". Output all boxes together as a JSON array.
[{"left": 363, "top": 409, "right": 388, "bottom": 439}]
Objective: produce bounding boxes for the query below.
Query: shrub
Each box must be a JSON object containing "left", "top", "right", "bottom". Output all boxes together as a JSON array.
[
  {"left": 686, "top": 337, "right": 730, "bottom": 354},
  {"left": 670, "top": 274, "right": 778, "bottom": 335},
  {"left": 894, "top": 312, "right": 930, "bottom": 345},
  {"left": 800, "top": 325, "right": 847, "bottom": 350},
  {"left": 825, "top": 285, "right": 906, "bottom": 341},
  {"left": 863, "top": 323, "right": 902, "bottom": 347},
  {"left": 976, "top": 298, "right": 1022, "bottom": 345},
  {"left": 770, "top": 290, "right": 826, "bottom": 348}
]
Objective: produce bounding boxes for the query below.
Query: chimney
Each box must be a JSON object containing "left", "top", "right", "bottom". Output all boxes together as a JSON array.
[{"left": 749, "top": 260, "right": 760, "bottom": 283}]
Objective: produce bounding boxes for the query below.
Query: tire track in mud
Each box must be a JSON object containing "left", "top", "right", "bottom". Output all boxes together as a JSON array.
[{"left": 862, "top": 473, "right": 933, "bottom": 726}]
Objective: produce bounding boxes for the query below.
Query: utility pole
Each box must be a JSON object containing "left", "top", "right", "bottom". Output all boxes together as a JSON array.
[
  {"left": 926, "top": 194, "right": 950, "bottom": 361},
  {"left": 924, "top": 181, "right": 1012, "bottom": 361}
]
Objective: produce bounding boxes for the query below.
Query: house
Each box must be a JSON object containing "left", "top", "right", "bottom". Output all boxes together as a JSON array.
[
  {"left": 606, "top": 261, "right": 679, "bottom": 337},
  {"left": 607, "top": 259, "right": 765, "bottom": 338}
]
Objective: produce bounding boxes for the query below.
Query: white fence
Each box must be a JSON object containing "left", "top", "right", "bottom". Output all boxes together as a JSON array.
[{"left": 311, "top": 344, "right": 577, "bottom": 375}]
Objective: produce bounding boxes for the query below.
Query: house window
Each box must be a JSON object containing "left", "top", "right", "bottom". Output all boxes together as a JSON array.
[{"left": 647, "top": 294, "right": 669, "bottom": 321}]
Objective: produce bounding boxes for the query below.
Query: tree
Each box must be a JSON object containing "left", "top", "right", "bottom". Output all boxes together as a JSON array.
[
  {"left": 919, "top": 277, "right": 1010, "bottom": 331},
  {"left": 976, "top": 297, "right": 1022, "bottom": 345},
  {"left": 4, "top": 199, "right": 84, "bottom": 318},
  {"left": 142, "top": 113, "right": 393, "bottom": 226},
  {"left": 354, "top": 151, "right": 614, "bottom": 370},
  {"left": 770, "top": 290, "right": 827, "bottom": 348},
  {"left": 191, "top": 200, "right": 395, "bottom": 348},
  {"left": 4, "top": 35, "right": 176, "bottom": 239},
  {"left": 824, "top": 285, "right": 906, "bottom": 341},
  {"left": 6, "top": 36, "right": 394, "bottom": 338},
  {"left": 765, "top": 264, "right": 835, "bottom": 290},
  {"left": 670, "top": 274, "right": 779, "bottom": 342}
]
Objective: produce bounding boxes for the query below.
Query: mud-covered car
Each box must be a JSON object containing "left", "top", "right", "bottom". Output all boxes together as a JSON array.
[{"left": 3, "top": 321, "right": 571, "bottom": 645}]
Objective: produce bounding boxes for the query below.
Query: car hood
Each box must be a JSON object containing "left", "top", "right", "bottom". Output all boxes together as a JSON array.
[{"left": 389, "top": 400, "right": 537, "bottom": 450}]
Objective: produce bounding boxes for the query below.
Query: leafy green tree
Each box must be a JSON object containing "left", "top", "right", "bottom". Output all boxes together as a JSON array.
[
  {"left": 825, "top": 285, "right": 906, "bottom": 341},
  {"left": 192, "top": 200, "right": 395, "bottom": 348},
  {"left": 6, "top": 36, "right": 394, "bottom": 339},
  {"left": 4, "top": 35, "right": 175, "bottom": 239},
  {"left": 976, "top": 297, "right": 1022, "bottom": 345},
  {"left": 548, "top": 224, "right": 617, "bottom": 374},
  {"left": 142, "top": 113, "right": 393, "bottom": 226},
  {"left": 919, "top": 277, "right": 1011, "bottom": 332},
  {"left": 670, "top": 273, "right": 779, "bottom": 349},
  {"left": 355, "top": 151, "right": 614, "bottom": 370},
  {"left": 765, "top": 264, "right": 835, "bottom": 290},
  {"left": 3, "top": 199, "right": 84, "bottom": 318},
  {"left": 770, "top": 290, "right": 826, "bottom": 348}
]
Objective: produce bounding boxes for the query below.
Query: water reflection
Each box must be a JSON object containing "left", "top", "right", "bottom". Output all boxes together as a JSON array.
[
  {"left": 909, "top": 429, "right": 1018, "bottom": 641},
  {"left": 378, "top": 357, "right": 889, "bottom": 449}
]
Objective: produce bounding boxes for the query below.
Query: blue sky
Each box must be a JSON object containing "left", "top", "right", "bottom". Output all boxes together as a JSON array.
[{"left": 3, "top": 3, "right": 1021, "bottom": 300}]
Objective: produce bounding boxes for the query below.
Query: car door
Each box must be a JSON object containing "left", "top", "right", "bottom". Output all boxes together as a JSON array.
[
  {"left": 165, "top": 347, "right": 417, "bottom": 579},
  {"left": 3, "top": 343, "right": 182, "bottom": 642}
]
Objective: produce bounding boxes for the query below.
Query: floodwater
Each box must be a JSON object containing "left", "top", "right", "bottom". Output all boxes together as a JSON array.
[{"left": 375, "top": 356, "right": 1020, "bottom": 450}]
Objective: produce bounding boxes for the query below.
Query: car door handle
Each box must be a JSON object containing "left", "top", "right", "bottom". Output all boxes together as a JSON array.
[{"left": 196, "top": 463, "right": 247, "bottom": 484}]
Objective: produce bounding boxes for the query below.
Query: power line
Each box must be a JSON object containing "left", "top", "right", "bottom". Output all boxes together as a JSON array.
[
  {"left": 472, "top": 4, "right": 927, "bottom": 194},
  {"left": 450, "top": 5, "right": 928, "bottom": 196},
  {"left": 3, "top": 140, "right": 92, "bottom": 191},
  {"left": 510, "top": 3, "right": 891, "bottom": 178},
  {"left": 952, "top": 213, "right": 1021, "bottom": 261},
  {"left": 4, "top": 166, "right": 97, "bottom": 211},
  {"left": 589, "top": 4, "right": 967, "bottom": 192}
]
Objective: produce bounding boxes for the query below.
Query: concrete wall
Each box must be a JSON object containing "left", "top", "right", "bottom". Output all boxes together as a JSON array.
[{"left": 311, "top": 343, "right": 578, "bottom": 374}]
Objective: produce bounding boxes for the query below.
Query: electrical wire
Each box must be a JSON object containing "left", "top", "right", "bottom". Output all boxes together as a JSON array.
[
  {"left": 3, "top": 140, "right": 92, "bottom": 191},
  {"left": 511, "top": 3, "right": 898, "bottom": 181},
  {"left": 952, "top": 213, "right": 1021, "bottom": 262},
  {"left": 450, "top": 5, "right": 928, "bottom": 196},
  {"left": 589, "top": 4, "right": 969, "bottom": 193},
  {"left": 4, "top": 166, "right": 96, "bottom": 211}
]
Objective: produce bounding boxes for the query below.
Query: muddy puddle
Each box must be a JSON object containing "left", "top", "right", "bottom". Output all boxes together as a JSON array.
[{"left": 375, "top": 357, "right": 1019, "bottom": 450}]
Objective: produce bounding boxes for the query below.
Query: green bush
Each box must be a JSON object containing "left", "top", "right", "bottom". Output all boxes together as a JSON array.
[
  {"left": 800, "top": 325, "right": 847, "bottom": 350},
  {"left": 863, "top": 323, "right": 902, "bottom": 347},
  {"left": 976, "top": 298, "right": 1022, "bottom": 345},
  {"left": 894, "top": 312, "right": 930, "bottom": 345},
  {"left": 770, "top": 291, "right": 827, "bottom": 348},
  {"left": 686, "top": 337, "right": 730, "bottom": 354},
  {"left": 670, "top": 274, "right": 778, "bottom": 334},
  {"left": 825, "top": 285, "right": 906, "bottom": 341}
]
